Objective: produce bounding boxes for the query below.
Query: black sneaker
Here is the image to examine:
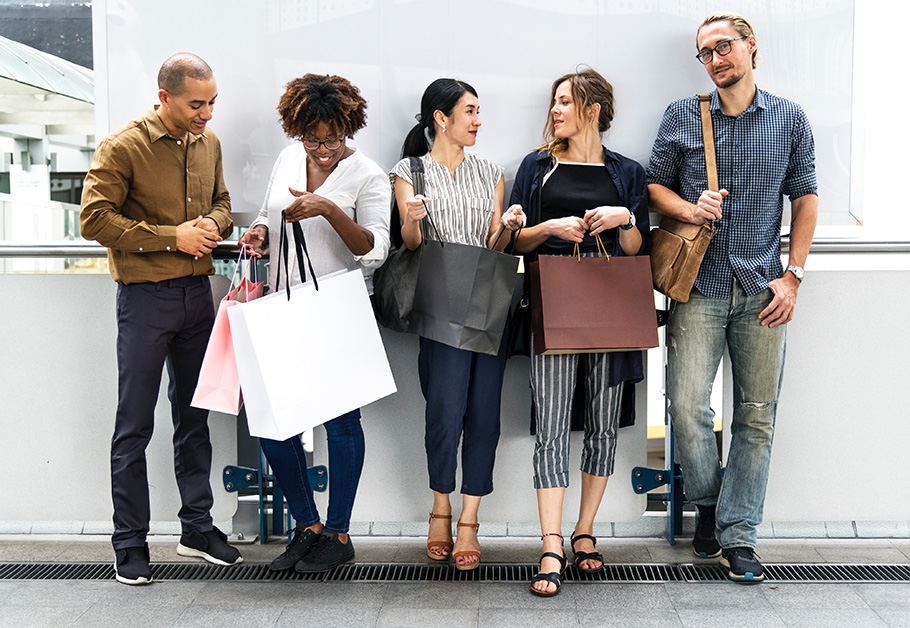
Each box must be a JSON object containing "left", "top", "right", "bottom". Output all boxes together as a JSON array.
[
  {"left": 721, "top": 546, "right": 765, "bottom": 583},
  {"left": 294, "top": 530, "right": 355, "bottom": 573},
  {"left": 269, "top": 526, "right": 321, "bottom": 571},
  {"left": 693, "top": 504, "right": 721, "bottom": 558},
  {"left": 176, "top": 526, "right": 243, "bottom": 566},
  {"left": 114, "top": 544, "right": 152, "bottom": 585}
]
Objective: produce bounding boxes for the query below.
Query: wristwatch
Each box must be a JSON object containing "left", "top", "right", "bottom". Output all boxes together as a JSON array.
[
  {"left": 619, "top": 211, "right": 636, "bottom": 231},
  {"left": 786, "top": 265, "right": 804, "bottom": 282}
]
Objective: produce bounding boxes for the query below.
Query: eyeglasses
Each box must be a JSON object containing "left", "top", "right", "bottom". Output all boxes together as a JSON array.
[
  {"left": 302, "top": 138, "right": 343, "bottom": 150},
  {"left": 695, "top": 35, "right": 747, "bottom": 65}
]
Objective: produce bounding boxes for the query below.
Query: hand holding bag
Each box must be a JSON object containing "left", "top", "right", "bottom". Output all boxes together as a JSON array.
[
  {"left": 531, "top": 236, "right": 658, "bottom": 355},
  {"left": 373, "top": 156, "right": 436, "bottom": 332},
  {"left": 228, "top": 214, "right": 397, "bottom": 440},
  {"left": 409, "top": 226, "right": 520, "bottom": 356},
  {"left": 191, "top": 248, "right": 264, "bottom": 415},
  {"left": 650, "top": 94, "right": 718, "bottom": 303}
]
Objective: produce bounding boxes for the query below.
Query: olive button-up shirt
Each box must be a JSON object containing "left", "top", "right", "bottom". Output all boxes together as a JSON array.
[{"left": 80, "top": 107, "right": 232, "bottom": 284}]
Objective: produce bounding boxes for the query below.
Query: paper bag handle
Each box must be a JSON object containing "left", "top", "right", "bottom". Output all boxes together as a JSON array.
[
  {"left": 276, "top": 210, "right": 319, "bottom": 300},
  {"left": 572, "top": 233, "right": 610, "bottom": 262}
]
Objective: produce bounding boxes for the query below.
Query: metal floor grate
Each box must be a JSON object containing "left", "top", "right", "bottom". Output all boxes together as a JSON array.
[{"left": 2, "top": 562, "right": 910, "bottom": 583}]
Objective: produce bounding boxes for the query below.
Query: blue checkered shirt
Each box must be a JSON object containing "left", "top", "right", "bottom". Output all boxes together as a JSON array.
[{"left": 646, "top": 89, "right": 817, "bottom": 299}]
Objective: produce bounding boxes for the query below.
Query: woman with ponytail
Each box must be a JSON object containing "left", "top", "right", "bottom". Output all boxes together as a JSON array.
[
  {"left": 390, "top": 78, "right": 524, "bottom": 571},
  {"left": 509, "top": 68, "right": 651, "bottom": 597}
]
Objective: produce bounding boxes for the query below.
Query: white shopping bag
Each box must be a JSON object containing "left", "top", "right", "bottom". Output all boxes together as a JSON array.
[{"left": 228, "top": 267, "right": 397, "bottom": 440}]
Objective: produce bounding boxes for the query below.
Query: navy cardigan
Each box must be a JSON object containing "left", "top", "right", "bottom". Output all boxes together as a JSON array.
[{"left": 510, "top": 147, "right": 652, "bottom": 393}]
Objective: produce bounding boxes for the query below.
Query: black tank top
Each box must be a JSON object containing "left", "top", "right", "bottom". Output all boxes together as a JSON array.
[{"left": 539, "top": 162, "right": 621, "bottom": 256}]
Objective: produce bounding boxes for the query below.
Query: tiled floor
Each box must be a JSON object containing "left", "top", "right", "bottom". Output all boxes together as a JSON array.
[{"left": 2, "top": 536, "right": 910, "bottom": 627}]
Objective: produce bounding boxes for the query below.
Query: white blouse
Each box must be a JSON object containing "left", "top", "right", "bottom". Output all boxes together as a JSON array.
[
  {"left": 390, "top": 153, "right": 503, "bottom": 248},
  {"left": 251, "top": 144, "right": 391, "bottom": 294}
]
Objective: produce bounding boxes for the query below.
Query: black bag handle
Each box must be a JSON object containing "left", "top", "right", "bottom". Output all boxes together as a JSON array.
[
  {"left": 407, "top": 156, "right": 444, "bottom": 247},
  {"left": 276, "top": 210, "right": 319, "bottom": 300},
  {"left": 491, "top": 223, "right": 523, "bottom": 253}
]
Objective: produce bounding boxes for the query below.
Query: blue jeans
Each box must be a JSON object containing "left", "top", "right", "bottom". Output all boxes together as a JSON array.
[
  {"left": 667, "top": 279, "right": 786, "bottom": 549},
  {"left": 259, "top": 409, "right": 365, "bottom": 534}
]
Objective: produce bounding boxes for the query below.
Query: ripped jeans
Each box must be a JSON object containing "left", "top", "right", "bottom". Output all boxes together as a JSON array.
[{"left": 667, "top": 278, "right": 786, "bottom": 549}]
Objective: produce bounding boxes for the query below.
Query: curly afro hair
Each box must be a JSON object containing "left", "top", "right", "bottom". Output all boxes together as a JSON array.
[{"left": 277, "top": 74, "right": 368, "bottom": 141}]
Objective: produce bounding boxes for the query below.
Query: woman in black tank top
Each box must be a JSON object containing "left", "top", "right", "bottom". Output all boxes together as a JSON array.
[{"left": 509, "top": 68, "right": 651, "bottom": 598}]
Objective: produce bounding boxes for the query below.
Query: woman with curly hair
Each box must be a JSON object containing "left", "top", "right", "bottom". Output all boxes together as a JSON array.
[{"left": 238, "top": 73, "right": 390, "bottom": 573}]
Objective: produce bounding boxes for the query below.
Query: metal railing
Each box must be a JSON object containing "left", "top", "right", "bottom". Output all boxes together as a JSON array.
[{"left": 2, "top": 238, "right": 910, "bottom": 261}]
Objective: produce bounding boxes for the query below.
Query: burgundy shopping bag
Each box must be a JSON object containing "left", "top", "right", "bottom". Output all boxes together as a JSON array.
[{"left": 529, "top": 254, "right": 658, "bottom": 355}]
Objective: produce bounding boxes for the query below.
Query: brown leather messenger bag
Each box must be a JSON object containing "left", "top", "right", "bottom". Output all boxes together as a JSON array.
[{"left": 650, "top": 93, "right": 718, "bottom": 303}]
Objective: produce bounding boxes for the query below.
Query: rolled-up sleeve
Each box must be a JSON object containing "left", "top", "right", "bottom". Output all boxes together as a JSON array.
[
  {"left": 645, "top": 104, "right": 684, "bottom": 191},
  {"left": 352, "top": 168, "right": 391, "bottom": 269},
  {"left": 782, "top": 107, "right": 818, "bottom": 201}
]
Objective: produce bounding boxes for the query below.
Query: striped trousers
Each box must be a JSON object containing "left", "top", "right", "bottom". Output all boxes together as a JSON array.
[{"left": 531, "top": 349, "right": 624, "bottom": 489}]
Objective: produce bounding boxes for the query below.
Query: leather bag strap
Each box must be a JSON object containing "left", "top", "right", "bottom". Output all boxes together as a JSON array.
[{"left": 698, "top": 94, "right": 719, "bottom": 193}]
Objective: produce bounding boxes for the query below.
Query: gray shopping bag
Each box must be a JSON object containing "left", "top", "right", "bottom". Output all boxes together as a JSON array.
[{"left": 409, "top": 240, "right": 520, "bottom": 356}]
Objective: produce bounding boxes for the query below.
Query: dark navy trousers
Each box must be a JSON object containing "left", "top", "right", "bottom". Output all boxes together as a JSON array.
[
  {"left": 418, "top": 337, "right": 507, "bottom": 496},
  {"left": 111, "top": 275, "right": 216, "bottom": 550}
]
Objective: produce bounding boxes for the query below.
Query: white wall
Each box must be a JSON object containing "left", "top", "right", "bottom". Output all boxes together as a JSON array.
[
  {"left": 0, "top": 274, "right": 238, "bottom": 534},
  {"left": 93, "top": 0, "right": 855, "bottom": 228}
]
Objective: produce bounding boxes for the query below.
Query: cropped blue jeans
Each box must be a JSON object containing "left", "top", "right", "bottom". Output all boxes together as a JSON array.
[
  {"left": 667, "top": 279, "right": 786, "bottom": 549},
  {"left": 259, "top": 409, "right": 365, "bottom": 534}
]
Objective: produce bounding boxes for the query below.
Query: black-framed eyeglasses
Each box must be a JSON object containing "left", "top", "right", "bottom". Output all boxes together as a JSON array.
[
  {"left": 302, "top": 138, "right": 343, "bottom": 150},
  {"left": 695, "top": 35, "right": 747, "bottom": 65}
]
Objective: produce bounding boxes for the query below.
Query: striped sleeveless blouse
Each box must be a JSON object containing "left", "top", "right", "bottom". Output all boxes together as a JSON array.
[{"left": 391, "top": 153, "right": 504, "bottom": 248}]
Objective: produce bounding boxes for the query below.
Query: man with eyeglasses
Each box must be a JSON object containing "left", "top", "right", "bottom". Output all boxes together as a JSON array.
[
  {"left": 81, "top": 53, "right": 242, "bottom": 585},
  {"left": 646, "top": 13, "right": 818, "bottom": 582}
]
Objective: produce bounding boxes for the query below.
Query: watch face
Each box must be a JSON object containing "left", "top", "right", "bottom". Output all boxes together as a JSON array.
[{"left": 788, "top": 265, "right": 804, "bottom": 280}]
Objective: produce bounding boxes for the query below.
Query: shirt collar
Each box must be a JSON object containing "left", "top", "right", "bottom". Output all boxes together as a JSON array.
[
  {"left": 709, "top": 87, "right": 766, "bottom": 114},
  {"left": 144, "top": 105, "right": 208, "bottom": 144}
]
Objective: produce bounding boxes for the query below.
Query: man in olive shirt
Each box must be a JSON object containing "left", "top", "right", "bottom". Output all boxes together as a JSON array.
[{"left": 81, "top": 53, "right": 241, "bottom": 585}]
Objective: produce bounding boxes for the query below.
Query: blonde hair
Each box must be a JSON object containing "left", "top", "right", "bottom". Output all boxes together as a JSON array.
[
  {"left": 698, "top": 12, "right": 759, "bottom": 69},
  {"left": 538, "top": 67, "right": 614, "bottom": 156}
]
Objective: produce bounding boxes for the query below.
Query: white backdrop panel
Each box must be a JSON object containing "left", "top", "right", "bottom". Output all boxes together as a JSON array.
[{"left": 96, "top": 0, "right": 853, "bottom": 227}]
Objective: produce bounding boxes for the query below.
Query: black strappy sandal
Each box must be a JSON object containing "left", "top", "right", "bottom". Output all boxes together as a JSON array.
[
  {"left": 570, "top": 533, "right": 604, "bottom": 573},
  {"left": 530, "top": 533, "right": 567, "bottom": 597}
]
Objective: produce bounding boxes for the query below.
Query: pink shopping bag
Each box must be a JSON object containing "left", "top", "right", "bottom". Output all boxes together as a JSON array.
[{"left": 191, "top": 248, "right": 264, "bottom": 414}]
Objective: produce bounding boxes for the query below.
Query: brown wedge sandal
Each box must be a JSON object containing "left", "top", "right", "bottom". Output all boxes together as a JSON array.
[
  {"left": 426, "top": 512, "right": 453, "bottom": 561},
  {"left": 453, "top": 521, "right": 481, "bottom": 571}
]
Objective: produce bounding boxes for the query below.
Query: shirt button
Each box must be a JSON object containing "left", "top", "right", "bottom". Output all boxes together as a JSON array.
[
  {"left": 166, "top": 246, "right": 171, "bottom": 251},
  {"left": 187, "top": 197, "right": 192, "bottom": 202},
  {"left": 138, "top": 247, "right": 143, "bottom": 251},
  {"left": 177, "top": 140, "right": 182, "bottom": 145}
]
